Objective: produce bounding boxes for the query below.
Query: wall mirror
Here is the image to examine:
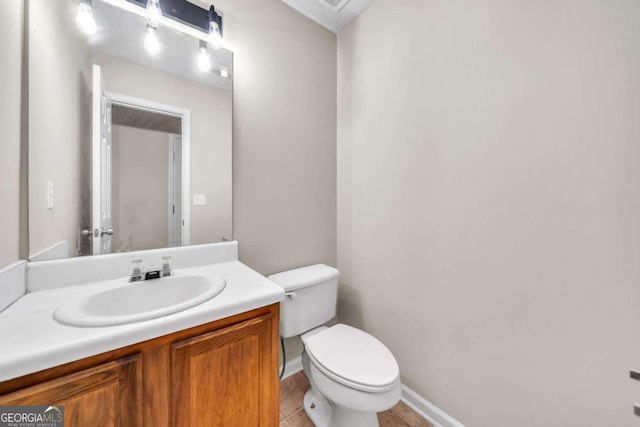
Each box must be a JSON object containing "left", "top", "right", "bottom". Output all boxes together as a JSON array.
[{"left": 28, "top": 0, "right": 233, "bottom": 261}]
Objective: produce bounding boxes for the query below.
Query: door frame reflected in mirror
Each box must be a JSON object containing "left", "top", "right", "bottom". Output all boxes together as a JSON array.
[{"left": 94, "top": 89, "right": 192, "bottom": 255}]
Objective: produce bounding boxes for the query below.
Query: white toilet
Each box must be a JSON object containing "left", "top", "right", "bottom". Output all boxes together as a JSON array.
[{"left": 269, "top": 264, "right": 401, "bottom": 427}]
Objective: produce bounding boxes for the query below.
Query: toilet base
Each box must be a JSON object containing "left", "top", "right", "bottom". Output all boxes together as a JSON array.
[
  {"left": 304, "top": 389, "right": 332, "bottom": 427},
  {"left": 303, "top": 389, "right": 380, "bottom": 427}
]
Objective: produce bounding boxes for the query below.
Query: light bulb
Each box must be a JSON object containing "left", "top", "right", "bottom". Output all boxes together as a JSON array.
[
  {"left": 198, "top": 47, "right": 212, "bottom": 73},
  {"left": 220, "top": 68, "right": 229, "bottom": 78},
  {"left": 144, "top": 25, "right": 160, "bottom": 55},
  {"left": 146, "top": 0, "right": 162, "bottom": 27},
  {"left": 209, "top": 22, "right": 222, "bottom": 50},
  {"left": 76, "top": 2, "right": 97, "bottom": 35}
]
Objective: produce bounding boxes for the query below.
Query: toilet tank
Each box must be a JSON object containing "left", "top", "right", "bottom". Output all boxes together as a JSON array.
[{"left": 268, "top": 264, "right": 339, "bottom": 338}]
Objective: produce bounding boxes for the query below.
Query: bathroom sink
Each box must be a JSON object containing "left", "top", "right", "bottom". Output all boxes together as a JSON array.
[{"left": 54, "top": 274, "right": 226, "bottom": 327}]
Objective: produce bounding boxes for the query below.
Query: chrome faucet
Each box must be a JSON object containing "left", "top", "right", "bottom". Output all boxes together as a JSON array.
[{"left": 129, "top": 256, "right": 174, "bottom": 282}]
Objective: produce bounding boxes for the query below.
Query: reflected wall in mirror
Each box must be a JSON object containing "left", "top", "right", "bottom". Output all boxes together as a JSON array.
[{"left": 28, "top": 0, "right": 233, "bottom": 261}]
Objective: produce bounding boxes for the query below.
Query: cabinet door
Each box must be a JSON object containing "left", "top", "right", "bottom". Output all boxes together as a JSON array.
[
  {"left": 0, "top": 354, "right": 142, "bottom": 427},
  {"left": 171, "top": 313, "right": 278, "bottom": 427}
]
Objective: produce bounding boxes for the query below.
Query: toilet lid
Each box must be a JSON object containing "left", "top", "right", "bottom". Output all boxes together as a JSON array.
[{"left": 305, "top": 324, "right": 399, "bottom": 392}]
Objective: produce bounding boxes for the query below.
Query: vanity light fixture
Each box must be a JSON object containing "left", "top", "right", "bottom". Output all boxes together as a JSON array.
[
  {"left": 144, "top": 24, "right": 161, "bottom": 55},
  {"left": 125, "top": 0, "right": 224, "bottom": 48},
  {"left": 76, "top": 0, "right": 97, "bottom": 35},
  {"left": 208, "top": 5, "right": 223, "bottom": 49},
  {"left": 145, "top": 0, "right": 162, "bottom": 27},
  {"left": 197, "top": 40, "right": 212, "bottom": 72}
]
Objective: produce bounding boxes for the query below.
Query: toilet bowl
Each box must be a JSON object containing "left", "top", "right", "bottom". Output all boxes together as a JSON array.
[
  {"left": 269, "top": 265, "right": 401, "bottom": 427},
  {"left": 301, "top": 324, "right": 401, "bottom": 427}
]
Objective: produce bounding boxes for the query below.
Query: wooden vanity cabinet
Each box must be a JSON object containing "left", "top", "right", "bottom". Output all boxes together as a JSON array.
[
  {"left": 0, "top": 355, "right": 143, "bottom": 426},
  {"left": 0, "top": 304, "right": 280, "bottom": 427},
  {"left": 171, "top": 313, "right": 277, "bottom": 426}
]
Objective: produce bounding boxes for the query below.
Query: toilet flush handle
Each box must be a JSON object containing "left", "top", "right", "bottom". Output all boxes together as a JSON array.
[{"left": 285, "top": 291, "right": 296, "bottom": 299}]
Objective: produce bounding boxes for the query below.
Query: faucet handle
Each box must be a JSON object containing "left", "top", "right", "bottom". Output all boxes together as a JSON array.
[
  {"left": 161, "top": 256, "right": 174, "bottom": 277},
  {"left": 130, "top": 259, "right": 145, "bottom": 282}
]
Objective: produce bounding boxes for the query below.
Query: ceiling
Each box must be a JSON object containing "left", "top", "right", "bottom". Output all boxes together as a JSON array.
[
  {"left": 112, "top": 104, "right": 182, "bottom": 134},
  {"left": 281, "top": 0, "right": 377, "bottom": 33}
]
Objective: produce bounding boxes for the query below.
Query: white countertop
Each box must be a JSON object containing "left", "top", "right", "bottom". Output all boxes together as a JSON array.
[{"left": 0, "top": 261, "right": 284, "bottom": 382}]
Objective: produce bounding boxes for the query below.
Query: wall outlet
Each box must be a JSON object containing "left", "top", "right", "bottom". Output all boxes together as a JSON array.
[
  {"left": 47, "top": 181, "right": 55, "bottom": 209},
  {"left": 193, "top": 194, "right": 207, "bottom": 206}
]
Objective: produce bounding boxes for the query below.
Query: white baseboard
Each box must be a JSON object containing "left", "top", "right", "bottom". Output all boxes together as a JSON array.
[
  {"left": 278, "top": 358, "right": 464, "bottom": 427},
  {"left": 400, "top": 384, "right": 465, "bottom": 427},
  {"left": 280, "top": 355, "right": 303, "bottom": 380}
]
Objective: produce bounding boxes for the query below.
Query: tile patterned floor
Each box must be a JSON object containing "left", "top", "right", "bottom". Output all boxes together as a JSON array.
[{"left": 280, "top": 372, "right": 433, "bottom": 427}]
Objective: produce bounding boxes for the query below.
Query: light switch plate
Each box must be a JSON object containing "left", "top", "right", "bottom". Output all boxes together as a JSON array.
[
  {"left": 47, "top": 181, "right": 55, "bottom": 209},
  {"left": 193, "top": 194, "right": 207, "bottom": 206}
]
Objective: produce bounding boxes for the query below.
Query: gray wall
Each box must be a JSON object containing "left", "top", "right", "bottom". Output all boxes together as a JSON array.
[
  {"left": 111, "top": 125, "right": 170, "bottom": 252},
  {"left": 0, "top": 0, "right": 24, "bottom": 269},
  {"left": 337, "top": 1, "right": 640, "bottom": 426},
  {"left": 29, "top": 0, "right": 92, "bottom": 258},
  {"left": 196, "top": 0, "right": 337, "bottom": 364},
  {"left": 203, "top": 0, "right": 338, "bottom": 276}
]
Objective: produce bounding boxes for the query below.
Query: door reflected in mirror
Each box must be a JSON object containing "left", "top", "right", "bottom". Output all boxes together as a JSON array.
[
  {"left": 28, "top": 0, "right": 233, "bottom": 261},
  {"left": 108, "top": 106, "right": 186, "bottom": 252},
  {"left": 98, "top": 86, "right": 189, "bottom": 255}
]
